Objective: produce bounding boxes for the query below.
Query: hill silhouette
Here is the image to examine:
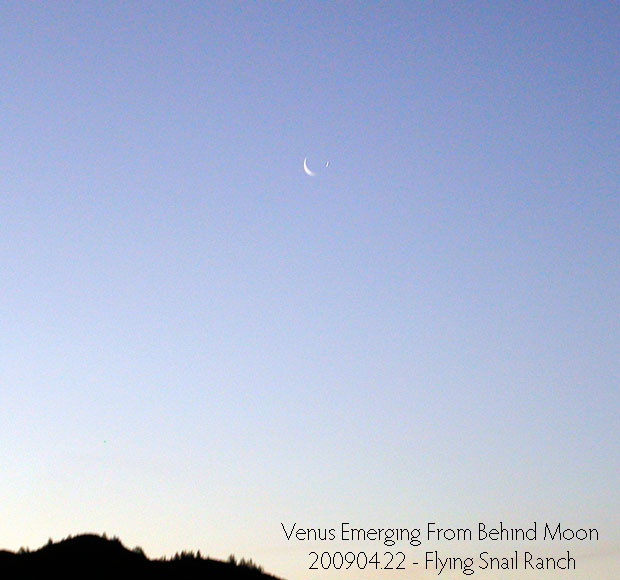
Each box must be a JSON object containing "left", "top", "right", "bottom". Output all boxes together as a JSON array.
[{"left": 0, "top": 534, "right": 283, "bottom": 579}]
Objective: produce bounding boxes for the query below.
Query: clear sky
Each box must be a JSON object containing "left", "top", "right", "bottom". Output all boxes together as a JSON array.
[{"left": 1, "top": 2, "right": 618, "bottom": 579}]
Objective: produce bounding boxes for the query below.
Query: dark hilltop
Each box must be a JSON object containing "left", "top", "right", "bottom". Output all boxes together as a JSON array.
[{"left": 0, "top": 533, "right": 283, "bottom": 579}]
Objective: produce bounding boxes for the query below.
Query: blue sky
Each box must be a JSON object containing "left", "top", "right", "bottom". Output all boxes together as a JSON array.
[{"left": 1, "top": 2, "right": 618, "bottom": 579}]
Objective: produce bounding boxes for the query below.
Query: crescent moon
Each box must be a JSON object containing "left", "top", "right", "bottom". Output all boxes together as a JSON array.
[{"left": 303, "top": 157, "right": 317, "bottom": 177}]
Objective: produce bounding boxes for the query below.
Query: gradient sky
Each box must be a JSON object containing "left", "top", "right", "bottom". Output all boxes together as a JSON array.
[{"left": 1, "top": 2, "right": 618, "bottom": 579}]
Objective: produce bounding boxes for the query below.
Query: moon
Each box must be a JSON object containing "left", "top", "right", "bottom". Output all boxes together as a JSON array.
[{"left": 303, "top": 157, "right": 317, "bottom": 177}]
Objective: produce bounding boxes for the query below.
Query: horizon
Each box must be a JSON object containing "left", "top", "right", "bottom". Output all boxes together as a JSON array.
[
  {"left": 1, "top": 2, "right": 618, "bottom": 579},
  {"left": 2, "top": 532, "right": 263, "bottom": 565}
]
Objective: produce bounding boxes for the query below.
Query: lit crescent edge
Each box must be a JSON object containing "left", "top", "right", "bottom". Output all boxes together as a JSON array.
[{"left": 303, "top": 157, "right": 317, "bottom": 177}]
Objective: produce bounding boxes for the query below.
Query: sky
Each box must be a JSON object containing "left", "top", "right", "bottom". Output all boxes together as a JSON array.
[{"left": 1, "top": 1, "right": 618, "bottom": 579}]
